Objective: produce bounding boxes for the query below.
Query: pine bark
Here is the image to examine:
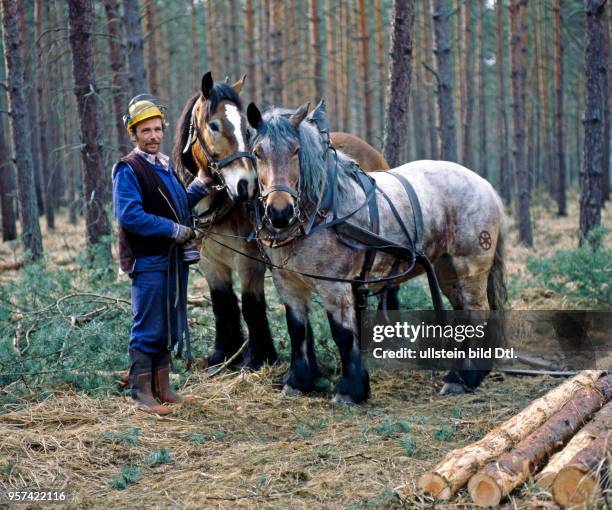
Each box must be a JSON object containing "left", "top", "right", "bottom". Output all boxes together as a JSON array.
[
  {"left": 468, "top": 375, "right": 612, "bottom": 507},
  {"left": 1, "top": 0, "right": 44, "bottom": 259},
  {"left": 580, "top": 0, "right": 607, "bottom": 246},
  {"left": 431, "top": 0, "right": 457, "bottom": 161},
  {"left": 17, "top": 0, "right": 44, "bottom": 217},
  {"left": 417, "top": 371, "right": 603, "bottom": 500},
  {"left": 477, "top": 0, "right": 487, "bottom": 179},
  {"left": 496, "top": 0, "right": 511, "bottom": 202},
  {"left": 537, "top": 400, "right": 612, "bottom": 489},
  {"left": 123, "top": 0, "right": 146, "bottom": 96},
  {"left": 382, "top": 0, "right": 414, "bottom": 168},
  {"left": 103, "top": 0, "right": 130, "bottom": 155},
  {"left": 309, "top": 0, "right": 324, "bottom": 102},
  {"left": 0, "top": 116, "right": 16, "bottom": 241},
  {"left": 358, "top": 0, "right": 373, "bottom": 144},
  {"left": 553, "top": 0, "right": 567, "bottom": 216},
  {"left": 67, "top": 0, "right": 111, "bottom": 257},
  {"left": 270, "top": 0, "right": 284, "bottom": 105},
  {"left": 552, "top": 427, "right": 612, "bottom": 508},
  {"left": 374, "top": 0, "right": 385, "bottom": 137},
  {"left": 602, "top": 4, "right": 610, "bottom": 204},
  {"left": 461, "top": 0, "right": 475, "bottom": 168},
  {"left": 144, "top": 0, "right": 158, "bottom": 95},
  {"left": 246, "top": 0, "right": 257, "bottom": 101},
  {"left": 35, "top": 0, "right": 53, "bottom": 229},
  {"left": 423, "top": 0, "right": 438, "bottom": 159},
  {"left": 228, "top": 0, "right": 240, "bottom": 80},
  {"left": 509, "top": 0, "right": 533, "bottom": 246},
  {"left": 191, "top": 0, "right": 200, "bottom": 91}
]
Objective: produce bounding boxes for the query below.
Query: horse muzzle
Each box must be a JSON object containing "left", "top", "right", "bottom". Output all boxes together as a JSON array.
[{"left": 266, "top": 203, "right": 298, "bottom": 229}]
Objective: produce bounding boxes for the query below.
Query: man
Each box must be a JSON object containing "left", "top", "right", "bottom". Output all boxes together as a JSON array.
[{"left": 113, "top": 94, "right": 210, "bottom": 414}]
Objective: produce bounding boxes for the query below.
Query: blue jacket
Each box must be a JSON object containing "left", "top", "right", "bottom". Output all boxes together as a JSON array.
[{"left": 112, "top": 157, "right": 208, "bottom": 272}]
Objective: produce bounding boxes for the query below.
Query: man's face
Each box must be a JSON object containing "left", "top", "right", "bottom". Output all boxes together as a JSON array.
[{"left": 131, "top": 117, "right": 163, "bottom": 154}]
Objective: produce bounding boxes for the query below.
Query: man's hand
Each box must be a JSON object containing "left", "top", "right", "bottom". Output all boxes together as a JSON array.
[
  {"left": 173, "top": 224, "right": 196, "bottom": 244},
  {"left": 196, "top": 175, "right": 214, "bottom": 187}
]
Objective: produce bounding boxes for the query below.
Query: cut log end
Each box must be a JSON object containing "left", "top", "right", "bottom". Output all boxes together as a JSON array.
[
  {"left": 536, "top": 471, "right": 556, "bottom": 491},
  {"left": 418, "top": 473, "right": 452, "bottom": 500},
  {"left": 552, "top": 467, "right": 601, "bottom": 508},
  {"left": 467, "top": 473, "right": 503, "bottom": 508}
]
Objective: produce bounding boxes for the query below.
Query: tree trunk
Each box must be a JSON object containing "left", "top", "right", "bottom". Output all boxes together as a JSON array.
[
  {"left": 17, "top": 0, "right": 44, "bottom": 218},
  {"left": 374, "top": 0, "right": 386, "bottom": 138},
  {"left": 67, "top": 0, "right": 111, "bottom": 258},
  {"left": 358, "top": 0, "right": 373, "bottom": 144},
  {"left": 326, "top": 0, "right": 337, "bottom": 125},
  {"left": 309, "top": 0, "right": 324, "bottom": 102},
  {"left": 553, "top": 0, "right": 567, "bottom": 216},
  {"left": 538, "top": 1, "right": 554, "bottom": 197},
  {"left": 453, "top": 0, "right": 462, "bottom": 152},
  {"left": 580, "top": 0, "right": 607, "bottom": 246},
  {"left": 270, "top": 0, "right": 284, "bottom": 105},
  {"left": 509, "top": 0, "right": 533, "bottom": 246},
  {"left": 602, "top": 3, "right": 610, "bottom": 204},
  {"left": 552, "top": 427, "right": 611, "bottom": 508},
  {"left": 537, "top": 400, "right": 612, "bottom": 490},
  {"left": 1, "top": 0, "right": 44, "bottom": 259},
  {"left": 228, "top": 0, "right": 240, "bottom": 80},
  {"left": 144, "top": 0, "right": 158, "bottom": 96},
  {"left": 246, "top": 0, "right": 257, "bottom": 102},
  {"left": 496, "top": 0, "right": 511, "bottom": 202},
  {"left": 431, "top": 0, "right": 457, "bottom": 162},
  {"left": 382, "top": 0, "right": 414, "bottom": 168},
  {"left": 468, "top": 375, "right": 612, "bottom": 507},
  {"left": 422, "top": 0, "right": 438, "bottom": 159},
  {"left": 103, "top": 0, "right": 130, "bottom": 155},
  {"left": 477, "top": 0, "right": 487, "bottom": 179},
  {"left": 417, "top": 370, "right": 603, "bottom": 500},
  {"left": 0, "top": 19, "right": 16, "bottom": 240},
  {"left": 123, "top": 0, "right": 146, "bottom": 97},
  {"left": 461, "top": 0, "right": 475, "bottom": 168},
  {"left": 35, "top": 0, "right": 53, "bottom": 230},
  {"left": 191, "top": 0, "right": 200, "bottom": 91}
]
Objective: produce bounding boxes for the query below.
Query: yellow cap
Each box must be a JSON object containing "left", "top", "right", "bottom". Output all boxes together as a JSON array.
[{"left": 123, "top": 94, "right": 167, "bottom": 132}]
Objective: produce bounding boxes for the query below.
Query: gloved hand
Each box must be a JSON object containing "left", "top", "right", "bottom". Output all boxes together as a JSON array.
[{"left": 173, "top": 224, "right": 196, "bottom": 244}]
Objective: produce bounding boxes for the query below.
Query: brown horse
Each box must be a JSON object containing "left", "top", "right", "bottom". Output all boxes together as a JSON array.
[
  {"left": 173, "top": 72, "right": 277, "bottom": 371},
  {"left": 330, "top": 132, "right": 390, "bottom": 171},
  {"left": 247, "top": 101, "right": 507, "bottom": 404}
]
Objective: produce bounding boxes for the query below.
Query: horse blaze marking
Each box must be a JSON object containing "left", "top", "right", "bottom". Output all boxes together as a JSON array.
[{"left": 478, "top": 230, "right": 492, "bottom": 250}]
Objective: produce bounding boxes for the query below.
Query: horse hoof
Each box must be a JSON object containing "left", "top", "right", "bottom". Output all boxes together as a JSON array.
[
  {"left": 281, "top": 385, "right": 304, "bottom": 397},
  {"left": 331, "top": 393, "right": 357, "bottom": 406},
  {"left": 439, "top": 382, "right": 466, "bottom": 395}
]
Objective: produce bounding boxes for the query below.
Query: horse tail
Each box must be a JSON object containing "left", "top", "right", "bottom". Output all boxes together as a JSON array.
[{"left": 487, "top": 201, "right": 508, "bottom": 311}]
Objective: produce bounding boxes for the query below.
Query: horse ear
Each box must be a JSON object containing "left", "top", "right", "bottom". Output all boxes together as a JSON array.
[
  {"left": 247, "top": 102, "right": 263, "bottom": 130},
  {"left": 289, "top": 102, "right": 310, "bottom": 128},
  {"left": 201, "top": 71, "right": 214, "bottom": 99},
  {"left": 232, "top": 74, "right": 247, "bottom": 94},
  {"left": 307, "top": 99, "right": 326, "bottom": 124}
]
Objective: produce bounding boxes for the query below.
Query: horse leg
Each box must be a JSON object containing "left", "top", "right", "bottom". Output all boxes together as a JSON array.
[
  {"left": 238, "top": 260, "right": 277, "bottom": 370},
  {"left": 319, "top": 283, "right": 370, "bottom": 404},
  {"left": 274, "top": 277, "right": 321, "bottom": 395},
  {"left": 435, "top": 254, "right": 492, "bottom": 395},
  {"left": 204, "top": 262, "right": 244, "bottom": 372},
  {"left": 377, "top": 286, "right": 400, "bottom": 310}
]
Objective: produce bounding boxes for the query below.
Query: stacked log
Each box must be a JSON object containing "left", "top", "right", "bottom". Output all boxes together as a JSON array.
[
  {"left": 552, "top": 428, "right": 611, "bottom": 508},
  {"left": 417, "top": 370, "right": 603, "bottom": 500},
  {"left": 536, "top": 400, "right": 612, "bottom": 489},
  {"left": 467, "top": 374, "right": 612, "bottom": 507}
]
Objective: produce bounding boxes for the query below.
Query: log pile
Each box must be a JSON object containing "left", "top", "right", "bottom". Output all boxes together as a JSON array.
[{"left": 415, "top": 371, "right": 611, "bottom": 507}]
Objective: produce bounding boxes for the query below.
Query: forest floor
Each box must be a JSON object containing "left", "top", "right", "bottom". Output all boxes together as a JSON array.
[{"left": 0, "top": 189, "right": 610, "bottom": 509}]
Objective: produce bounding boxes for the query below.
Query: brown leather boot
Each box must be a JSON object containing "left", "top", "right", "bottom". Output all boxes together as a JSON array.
[
  {"left": 129, "top": 349, "right": 172, "bottom": 415},
  {"left": 153, "top": 352, "right": 195, "bottom": 404}
]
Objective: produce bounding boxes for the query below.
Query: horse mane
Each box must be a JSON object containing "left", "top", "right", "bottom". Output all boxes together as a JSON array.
[
  {"left": 172, "top": 92, "right": 199, "bottom": 186},
  {"left": 172, "top": 82, "right": 244, "bottom": 186},
  {"left": 257, "top": 108, "right": 359, "bottom": 208}
]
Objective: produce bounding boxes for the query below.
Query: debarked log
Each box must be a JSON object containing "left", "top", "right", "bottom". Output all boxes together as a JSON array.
[
  {"left": 417, "top": 370, "right": 603, "bottom": 500},
  {"left": 467, "top": 375, "right": 612, "bottom": 507},
  {"left": 537, "top": 400, "right": 612, "bottom": 489},
  {"left": 552, "top": 428, "right": 611, "bottom": 509}
]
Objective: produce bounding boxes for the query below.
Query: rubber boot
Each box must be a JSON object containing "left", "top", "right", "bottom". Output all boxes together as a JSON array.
[
  {"left": 129, "top": 349, "right": 172, "bottom": 415},
  {"left": 152, "top": 351, "right": 195, "bottom": 404}
]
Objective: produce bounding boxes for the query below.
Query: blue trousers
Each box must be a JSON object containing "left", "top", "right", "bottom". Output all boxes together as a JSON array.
[{"left": 130, "top": 265, "right": 189, "bottom": 354}]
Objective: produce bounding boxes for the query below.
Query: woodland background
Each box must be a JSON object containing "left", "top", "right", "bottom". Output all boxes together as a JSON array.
[{"left": 0, "top": 0, "right": 610, "bottom": 262}]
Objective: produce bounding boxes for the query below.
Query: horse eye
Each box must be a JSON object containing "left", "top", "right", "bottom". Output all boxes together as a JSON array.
[{"left": 209, "top": 122, "right": 219, "bottom": 132}]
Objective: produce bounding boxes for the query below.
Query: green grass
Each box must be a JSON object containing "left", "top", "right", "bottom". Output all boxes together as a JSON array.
[{"left": 111, "top": 465, "right": 142, "bottom": 490}]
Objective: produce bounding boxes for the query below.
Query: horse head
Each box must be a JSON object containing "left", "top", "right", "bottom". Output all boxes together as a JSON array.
[
  {"left": 248, "top": 101, "right": 335, "bottom": 230},
  {"left": 175, "top": 71, "right": 256, "bottom": 205}
]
